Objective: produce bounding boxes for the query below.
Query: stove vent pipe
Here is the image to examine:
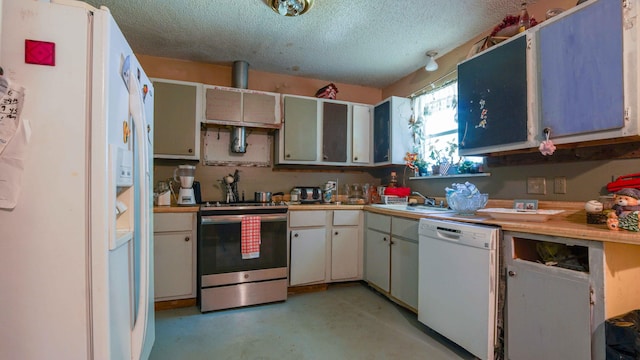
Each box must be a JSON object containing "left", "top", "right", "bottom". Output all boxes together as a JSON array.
[
  {"left": 232, "top": 60, "right": 249, "bottom": 89},
  {"left": 230, "top": 61, "right": 249, "bottom": 153}
]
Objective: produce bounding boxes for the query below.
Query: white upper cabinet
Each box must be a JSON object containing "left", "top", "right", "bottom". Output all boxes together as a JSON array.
[
  {"left": 276, "top": 94, "right": 373, "bottom": 166},
  {"left": 279, "top": 95, "right": 319, "bottom": 162},
  {"left": 322, "top": 101, "right": 349, "bottom": 163},
  {"left": 373, "top": 96, "right": 412, "bottom": 165},
  {"left": 352, "top": 104, "right": 371, "bottom": 164},
  {"left": 203, "top": 85, "right": 281, "bottom": 128},
  {"left": 152, "top": 78, "right": 202, "bottom": 160}
]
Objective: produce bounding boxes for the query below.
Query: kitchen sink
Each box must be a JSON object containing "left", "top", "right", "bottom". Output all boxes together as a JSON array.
[{"left": 370, "top": 204, "right": 454, "bottom": 213}]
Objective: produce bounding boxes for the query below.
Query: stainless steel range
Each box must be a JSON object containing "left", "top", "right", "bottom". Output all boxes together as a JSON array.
[{"left": 197, "top": 201, "right": 288, "bottom": 312}]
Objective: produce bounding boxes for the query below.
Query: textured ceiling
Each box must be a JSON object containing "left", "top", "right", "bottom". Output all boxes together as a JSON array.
[{"left": 83, "top": 0, "right": 525, "bottom": 88}]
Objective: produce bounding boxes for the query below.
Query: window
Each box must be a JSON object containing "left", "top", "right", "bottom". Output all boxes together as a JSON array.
[{"left": 411, "top": 80, "right": 482, "bottom": 173}]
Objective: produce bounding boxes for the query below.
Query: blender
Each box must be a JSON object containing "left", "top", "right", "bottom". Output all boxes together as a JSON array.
[{"left": 173, "top": 164, "right": 196, "bottom": 205}]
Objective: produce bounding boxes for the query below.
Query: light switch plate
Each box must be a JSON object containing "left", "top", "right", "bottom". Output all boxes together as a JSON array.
[
  {"left": 527, "top": 177, "right": 546, "bottom": 194},
  {"left": 554, "top": 176, "right": 567, "bottom": 194}
]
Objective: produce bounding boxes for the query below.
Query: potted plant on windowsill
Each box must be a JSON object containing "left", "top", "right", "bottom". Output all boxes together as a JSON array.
[
  {"left": 458, "top": 158, "right": 484, "bottom": 174},
  {"left": 414, "top": 158, "right": 429, "bottom": 176},
  {"left": 427, "top": 139, "right": 459, "bottom": 175},
  {"left": 427, "top": 140, "right": 444, "bottom": 175}
]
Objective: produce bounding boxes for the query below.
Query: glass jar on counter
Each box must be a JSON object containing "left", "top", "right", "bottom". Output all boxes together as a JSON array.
[{"left": 290, "top": 188, "right": 300, "bottom": 204}]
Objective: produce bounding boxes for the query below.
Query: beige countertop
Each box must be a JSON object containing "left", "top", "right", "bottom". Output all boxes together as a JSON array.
[
  {"left": 288, "top": 203, "right": 365, "bottom": 210},
  {"left": 154, "top": 205, "right": 199, "bottom": 213},
  {"left": 365, "top": 200, "right": 640, "bottom": 246},
  {"left": 153, "top": 203, "right": 364, "bottom": 213},
  {"left": 153, "top": 200, "right": 639, "bottom": 245}
]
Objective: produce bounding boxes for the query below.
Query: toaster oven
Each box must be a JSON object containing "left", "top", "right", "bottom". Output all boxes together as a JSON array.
[{"left": 293, "top": 187, "right": 322, "bottom": 203}]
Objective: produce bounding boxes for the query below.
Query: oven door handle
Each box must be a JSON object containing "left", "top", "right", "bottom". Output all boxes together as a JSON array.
[{"left": 201, "top": 214, "right": 287, "bottom": 225}]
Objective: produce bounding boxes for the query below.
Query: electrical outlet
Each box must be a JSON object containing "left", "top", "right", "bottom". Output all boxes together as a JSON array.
[
  {"left": 527, "top": 177, "right": 546, "bottom": 194},
  {"left": 554, "top": 177, "right": 567, "bottom": 194}
]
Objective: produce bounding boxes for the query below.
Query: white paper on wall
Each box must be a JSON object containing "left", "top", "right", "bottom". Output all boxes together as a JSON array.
[
  {"left": 0, "top": 76, "right": 24, "bottom": 155},
  {"left": 0, "top": 77, "right": 29, "bottom": 210}
]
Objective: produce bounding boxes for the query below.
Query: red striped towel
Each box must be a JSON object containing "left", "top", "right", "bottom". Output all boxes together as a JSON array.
[{"left": 241, "top": 216, "right": 261, "bottom": 259}]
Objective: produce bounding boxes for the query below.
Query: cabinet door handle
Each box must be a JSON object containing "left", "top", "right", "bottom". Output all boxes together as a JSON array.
[
  {"left": 390, "top": 239, "right": 395, "bottom": 245},
  {"left": 334, "top": 231, "right": 339, "bottom": 235},
  {"left": 383, "top": 236, "right": 387, "bottom": 242},
  {"left": 508, "top": 270, "right": 516, "bottom": 277},
  {"left": 354, "top": 156, "right": 358, "bottom": 161},
  {"left": 286, "top": 154, "right": 291, "bottom": 158},
  {"left": 293, "top": 233, "right": 299, "bottom": 237},
  {"left": 188, "top": 148, "right": 193, "bottom": 153},
  {"left": 184, "top": 236, "right": 190, "bottom": 242},
  {"left": 323, "top": 154, "right": 328, "bottom": 160}
]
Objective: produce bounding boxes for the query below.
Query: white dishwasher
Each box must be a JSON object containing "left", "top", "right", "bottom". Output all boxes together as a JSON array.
[{"left": 418, "top": 218, "right": 500, "bottom": 360}]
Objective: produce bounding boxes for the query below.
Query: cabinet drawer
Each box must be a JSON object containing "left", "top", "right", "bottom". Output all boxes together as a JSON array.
[
  {"left": 289, "top": 210, "right": 327, "bottom": 227},
  {"left": 333, "top": 210, "right": 360, "bottom": 226},
  {"left": 366, "top": 212, "right": 391, "bottom": 233},
  {"left": 391, "top": 217, "right": 418, "bottom": 241},
  {"left": 154, "top": 213, "right": 194, "bottom": 232}
]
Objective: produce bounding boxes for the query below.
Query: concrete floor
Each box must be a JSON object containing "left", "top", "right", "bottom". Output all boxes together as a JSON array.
[{"left": 149, "top": 282, "right": 476, "bottom": 360}]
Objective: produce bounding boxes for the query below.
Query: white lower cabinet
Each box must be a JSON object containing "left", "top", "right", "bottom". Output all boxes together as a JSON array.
[
  {"left": 289, "top": 210, "right": 328, "bottom": 286},
  {"left": 504, "top": 231, "right": 602, "bottom": 360},
  {"left": 390, "top": 223, "right": 419, "bottom": 310},
  {"left": 153, "top": 212, "right": 197, "bottom": 301},
  {"left": 365, "top": 212, "right": 418, "bottom": 311},
  {"left": 330, "top": 210, "right": 362, "bottom": 282},
  {"left": 331, "top": 227, "right": 360, "bottom": 281},
  {"left": 506, "top": 260, "right": 591, "bottom": 360},
  {"left": 289, "top": 209, "right": 363, "bottom": 286},
  {"left": 290, "top": 228, "right": 327, "bottom": 286},
  {"left": 365, "top": 228, "right": 390, "bottom": 292}
]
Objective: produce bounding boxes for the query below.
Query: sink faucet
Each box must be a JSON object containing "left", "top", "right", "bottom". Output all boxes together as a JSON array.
[{"left": 412, "top": 192, "right": 436, "bottom": 206}]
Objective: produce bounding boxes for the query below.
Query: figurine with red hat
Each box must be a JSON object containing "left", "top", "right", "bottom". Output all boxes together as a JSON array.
[{"left": 607, "top": 188, "right": 640, "bottom": 231}]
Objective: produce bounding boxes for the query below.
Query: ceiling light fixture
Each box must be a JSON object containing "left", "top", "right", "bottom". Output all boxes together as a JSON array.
[
  {"left": 425, "top": 51, "right": 439, "bottom": 72},
  {"left": 269, "top": 0, "right": 313, "bottom": 17}
]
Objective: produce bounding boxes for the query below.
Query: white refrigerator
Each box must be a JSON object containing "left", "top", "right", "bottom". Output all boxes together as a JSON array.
[{"left": 0, "top": 0, "right": 155, "bottom": 359}]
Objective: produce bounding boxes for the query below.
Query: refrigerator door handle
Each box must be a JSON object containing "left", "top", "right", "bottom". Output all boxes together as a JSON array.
[{"left": 129, "top": 71, "right": 151, "bottom": 360}]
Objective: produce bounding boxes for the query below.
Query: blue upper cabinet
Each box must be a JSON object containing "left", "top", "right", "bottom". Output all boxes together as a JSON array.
[
  {"left": 373, "top": 100, "right": 391, "bottom": 163},
  {"left": 457, "top": 0, "right": 639, "bottom": 155},
  {"left": 373, "top": 96, "right": 412, "bottom": 165},
  {"left": 538, "top": 0, "right": 623, "bottom": 138},
  {"left": 458, "top": 35, "right": 530, "bottom": 155}
]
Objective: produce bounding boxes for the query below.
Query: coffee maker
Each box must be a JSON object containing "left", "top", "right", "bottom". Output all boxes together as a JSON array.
[{"left": 173, "top": 164, "right": 196, "bottom": 205}]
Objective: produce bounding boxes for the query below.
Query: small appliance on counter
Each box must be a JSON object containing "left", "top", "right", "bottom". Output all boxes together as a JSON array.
[
  {"left": 155, "top": 181, "right": 171, "bottom": 206},
  {"left": 323, "top": 181, "right": 337, "bottom": 203},
  {"left": 293, "top": 186, "right": 322, "bottom": 203},
  {"left": 607, "top": 173, "right": 640, "bottom": 193},
  {"left": 174, "top": 164, "right": 197, "bottom": 205}
]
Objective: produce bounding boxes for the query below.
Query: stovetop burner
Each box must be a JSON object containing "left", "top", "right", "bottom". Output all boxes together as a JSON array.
[{"left": 200, "top": 201, "right": 288, "bottom": 212}]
